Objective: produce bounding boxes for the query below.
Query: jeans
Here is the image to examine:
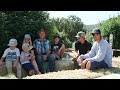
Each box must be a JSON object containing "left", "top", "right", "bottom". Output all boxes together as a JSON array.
[{"left": 36, "top": 54, "right": 55, "bottom": 73}]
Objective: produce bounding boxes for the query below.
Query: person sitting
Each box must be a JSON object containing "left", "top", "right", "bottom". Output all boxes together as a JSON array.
[
  {"left": 51, "top": 35, "right": 65, "bottom": 60},
  {"left": 77, "top": 28, "right": 112, "bottom": 70},
  {"left": 72, "top": 31, "right": 92, "bottom": 68},
  {"left": 20, "top": 43, "right": 38, "bottom": 76},
  {"left": 0, "top": 39, "right": 21, "bottom": 78},
  {"left": 23, "top": 34, "right": 41, "bottom": 74},
  {"left": 33, "top": 29, "right": 55, "bottom": 73}
]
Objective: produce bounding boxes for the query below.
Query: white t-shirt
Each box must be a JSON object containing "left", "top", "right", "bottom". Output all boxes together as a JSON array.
[{"left": 2, "top": 48, "right": 20, "bottom": 61}]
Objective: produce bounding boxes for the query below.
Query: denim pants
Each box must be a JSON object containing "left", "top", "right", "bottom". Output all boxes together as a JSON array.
[
  {"left": 36, "top": 54, "right": 55, "bottom": 73},
  {"left": 5, "top": 58, "right": 21, "bottom": 79}
]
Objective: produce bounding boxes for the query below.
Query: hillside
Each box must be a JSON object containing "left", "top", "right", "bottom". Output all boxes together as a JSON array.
[{"left": 83, "top": 24, "right": 99, "bottom": 32}]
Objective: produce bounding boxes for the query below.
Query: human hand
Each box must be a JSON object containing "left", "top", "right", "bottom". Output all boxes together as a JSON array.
[
  {"left": 30, "top": 54, "right": 35, "bottom": 61},
  {"left": 30, "top": 39, "right": 32, "bottom": 45},
  {"left": 43, "top": 55, "right": 47, "bottom": 61},
  {"left": 56, "top": 55, "right": 60, "bottom": 60},
  {"left": 77, "top": 56, "right": 83, "bottom": 64},
  {"left": 0, "top": 61, "right": 3, "bottom": 65},
  {"left": 13, "top": 62, "right": 17, "bottom": 68}
]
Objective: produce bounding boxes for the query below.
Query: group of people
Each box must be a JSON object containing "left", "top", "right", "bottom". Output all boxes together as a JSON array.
[
  {"left": 73, "top": 28, "right": 112, "bottom": 70},
  {"left": 0, "top": 28, "right": 112, "bottom": 79},
  {"left": 0, "top": 29, "right": 65, "bottom": 78}
]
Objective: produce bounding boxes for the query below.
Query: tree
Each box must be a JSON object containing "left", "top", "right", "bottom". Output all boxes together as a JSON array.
[
  {"left": 99, "top": 15, "right": 120, "bottom": 56},
  {"left": 49, "top": 15, "right": 86, "bottom": 47},
  {"left": 0, "top": 11, "right": 51, "bottom": 57}
]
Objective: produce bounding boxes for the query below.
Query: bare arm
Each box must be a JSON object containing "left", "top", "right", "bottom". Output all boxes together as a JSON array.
[
  {"left": 75, "top": 50, "right": 79, "bottom": 57},
  {"left": 0, "top": 57, "right": 4, "bottom": 62},
  {"left": 0, "top": 57, "right": 4, "bottom": 65}
]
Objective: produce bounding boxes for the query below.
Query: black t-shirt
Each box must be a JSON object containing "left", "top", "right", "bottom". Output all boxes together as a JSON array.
[
  {"left": 75, "top": 40, "right": 92, "bottom": 55},
  {"left": 51, "top": 42, "right": 62, "bottom": 53}
]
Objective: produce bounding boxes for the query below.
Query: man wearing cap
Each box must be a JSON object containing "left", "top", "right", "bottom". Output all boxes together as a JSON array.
[
  {"left": 77, "top": 28, "right": 112, "bottom": 70},
  {"left": 72, "top": 31, "right": 92, "bottom": 68}
]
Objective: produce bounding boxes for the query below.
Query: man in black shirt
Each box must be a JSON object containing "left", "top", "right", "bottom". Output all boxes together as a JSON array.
[
  {"left": 73, "top": 31, "right": 92, "bottom": 68},
  {"left": 51, "top": 35, "right": 65, "bottom": 60}
]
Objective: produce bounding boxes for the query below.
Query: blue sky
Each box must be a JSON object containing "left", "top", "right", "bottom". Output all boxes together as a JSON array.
[{"left": 48, "top": 11, "right": 120, "bottom": 25}]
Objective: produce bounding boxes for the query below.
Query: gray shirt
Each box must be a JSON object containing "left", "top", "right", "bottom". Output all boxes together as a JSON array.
[{"left": 80, "top": 39, "right": 112, "bottom": 68}]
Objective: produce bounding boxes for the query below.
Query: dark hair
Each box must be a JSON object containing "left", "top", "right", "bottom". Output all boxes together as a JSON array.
[
  {"left": 52, "top": 35, "right": 63, "bottom": 44},
  {"left": 53, "top": 35, "right": 61, "bottom": 39}
]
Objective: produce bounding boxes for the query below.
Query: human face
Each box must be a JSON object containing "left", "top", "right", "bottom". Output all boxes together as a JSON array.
[
  {"left": 25, "top": 38, "right": 31, "bottom": 43},
  {"left": 39, "top": 31, "right": 45, "bottom": 39},
  {"left": 10, "top": 46, "right": 16, "bottom": 50},
  {"left": 78, "top": 36, "right": 85, "bottom": 44},
  {"left": 92, "top": 33, "right": 101, "bottom": 41},
  {"left": 54, "top": 37, "right": 60, "bottom": 44}
]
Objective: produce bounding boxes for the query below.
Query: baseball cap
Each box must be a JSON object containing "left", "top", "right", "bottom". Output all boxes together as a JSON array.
[
  {"left": 75, "top": 31, "right": 85, "bottom": 38},
  {"left": 24, "top": 34, "right": 31, "bottom": 39},
  {"left": 91, "top": 28, "right": 101, "bottom": 35},
  {"left": 8, "top": 38, "right": 18, "bottom": 46},
  {"left": 22, "top": 43, "right": 33, "bottom": 51}
]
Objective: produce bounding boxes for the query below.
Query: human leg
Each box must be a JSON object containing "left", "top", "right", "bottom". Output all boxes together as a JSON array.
[
  {"left": 5, "top": 59, "right": 13, "bottom": 74},
  {"left": 31, "top": 60, "right": 41, "bottom": 74},
  {"left": 86, "top": 61, "right": 91, "bottom": 70},
  {"left": 16, "top": 62, "right": 22, "bottom": 79},
  {"left": 22, "top": 63, "right": 35, "bottom": 76},
  {"left": 86, "top": 61, "right": 109, "bottom": 70},
  {"left": 81, "top": 60, "right": 88, "bottom": 69},
  {"left": 47, "top": 54, "right": 56, "bottom": 72},
  {"left": 58, "top": 44, "right": 65, "bottom": 57},
  {"left": 36, "top": 55, "right": 44, "bottom": 73}
]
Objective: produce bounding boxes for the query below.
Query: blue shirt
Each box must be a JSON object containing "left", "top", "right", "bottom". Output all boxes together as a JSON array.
[
  {"left": 80, "top": 39, "right": 112, "bottom": 68},
  {"left": 33, "top": 39, "right": 50, "bottom": 55}
]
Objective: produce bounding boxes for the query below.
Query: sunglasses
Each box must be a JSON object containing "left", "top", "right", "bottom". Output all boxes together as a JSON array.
[{"left": 92, "top": 33, "right": 99, "bottom": 36}]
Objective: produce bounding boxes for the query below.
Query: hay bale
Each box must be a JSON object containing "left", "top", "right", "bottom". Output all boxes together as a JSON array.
[
  {"left": 0, "top": 64, "right": 7, "bottom": 76},
  {"left": 54, "top": 51, "right": 75, "bottom": 71},
  {"left": 0, "top": 73, "right": 17, "bottom": 79},
  {"left": 0, "top": 63, "right": 28, "bottom": 78},
  {"left": 55, "top": 59, "right": 75, "bottom": 71}
]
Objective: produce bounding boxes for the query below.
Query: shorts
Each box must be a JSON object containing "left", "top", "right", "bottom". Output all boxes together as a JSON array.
[
  {"left": 90, "top": 60, "right": 109, "bottom": 70},
  {"left": 22, "top": 63, "right": 34, "bottom": 72}
]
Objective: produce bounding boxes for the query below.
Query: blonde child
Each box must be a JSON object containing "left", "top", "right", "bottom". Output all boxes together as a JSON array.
[
  {"left": 23, "top": 34, "right": 41, "bottom": 74},
  {"left": 20, "top": 43, "right": 40, "bottom": 76}
]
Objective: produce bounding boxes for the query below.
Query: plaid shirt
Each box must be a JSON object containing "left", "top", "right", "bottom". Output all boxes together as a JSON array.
[{"left": 33, "top": 39, "right": 50, "bottom": 55}]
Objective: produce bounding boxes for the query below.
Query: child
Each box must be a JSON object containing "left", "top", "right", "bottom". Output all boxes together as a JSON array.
[
  {"left": 51, "top": 35, "right": 65, "bottom": 60},
  {"left": 23, "top": 34, "right": 41, "bottom": 74},
  {"left": 20, "top": 43, "right": 40, "bottom": 76},
  {"left": 0, "top": 39, "right": 21, "bottom": 79}
]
